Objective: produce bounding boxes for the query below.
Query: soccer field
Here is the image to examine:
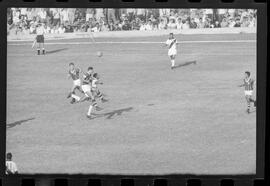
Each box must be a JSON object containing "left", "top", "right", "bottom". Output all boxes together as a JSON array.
[{"left": 6, "top": 33, "right": 256, "bottom": 175}]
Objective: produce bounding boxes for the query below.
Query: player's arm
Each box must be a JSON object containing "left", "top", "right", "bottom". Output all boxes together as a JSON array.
[{"left": 238, "top": 83, "right": 245, "bottom": 87}]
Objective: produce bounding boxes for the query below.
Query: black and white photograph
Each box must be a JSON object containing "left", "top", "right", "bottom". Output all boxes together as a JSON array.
[{"left": 6, "top": 8, "right": 257, "bottom": 174}]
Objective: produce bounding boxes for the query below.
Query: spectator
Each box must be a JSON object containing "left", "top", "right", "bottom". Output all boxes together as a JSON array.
[
  {"left": 176, "top": 18, "right": 183, "bottom": 29},
  {"left": 91, "top": 22, "right": 101, "bottom": 32},
  {"left": 106, "top": 8, "right": 117, "bottom": 25},
  {"left": 189, "top": 18, "right": 197, "bottom": 29},
  {"left": 167, "top": 18, "right": 177, "bottom": 29},
  {"left": 197, "top": 17, "right": 205, "bottom": 28},
  {"left": 6, "top": 152, "right": 18, "bottom": 175},
  {"left": 214, "top": 21, "right": 221, "bottom": 28},
  {"left": 220, "top": 18, "right": 228, "bottom": 28},
  {"left": 58, "top": 24, "right": 66, "bottom": 33},
  {"left": 38, "top": 8, "right": 47, "bottom": 23},
  {"left": 182, "top": 20, "right": 190, "bottom": 29},
  {"left": 234, "top": 18, "right": 241, "bottom": 27},
  {"left": 158, "top": 18, "right": 167, "bottom": 30}
]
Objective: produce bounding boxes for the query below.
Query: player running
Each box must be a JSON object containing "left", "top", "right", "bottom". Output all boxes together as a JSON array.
[
  {"left": 165, "top": 33, "right": 179, "bottom": 69},
  {"left": 238, "top": 71, "right": 256, "bottom": 114},
  {"left": 34, "top": 23, "right": 46, "bottom": 55},
  {"left": 67, "top": 63, "right": 83, "bottom": 104},
  {"left": 79, "top": 67, "right": 104, "bottom": 119},
  {"left": 91, "top": 73, "right": 107, "bottom": 103}
]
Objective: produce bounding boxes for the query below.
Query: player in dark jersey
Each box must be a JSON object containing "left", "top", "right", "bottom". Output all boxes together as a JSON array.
[
  {"left": 67, "top": 63, "right": 83, "bottom": 104},
  {"left": 80, "top": 66, "right": 95, "bottom": 102},
  {"left": 79, "top": 67, "right": 103, "bottom": 119},
  {"left": 238, "top": 71, "right": 256, "bottom": 113}
]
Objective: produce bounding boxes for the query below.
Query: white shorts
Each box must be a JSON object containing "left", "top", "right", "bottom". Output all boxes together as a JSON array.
[
  {"left": 82, "top": 84, "right": 91, "bottom": 93},
  {"left": 244, "top": 90, "right": 253, "bottom": 96},
  {"left": 73, "top": 79, "right": 81, "bottom": 87},
  {"left": 168, "top": 49, "right": 177, "bottom": 56}
]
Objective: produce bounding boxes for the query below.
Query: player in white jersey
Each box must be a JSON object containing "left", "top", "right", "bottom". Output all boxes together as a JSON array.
[
  {"left": 35, "top": 23, "right": 45, "bottom": 55},
  {"left": 6, "top": 152, "right": 18, "bottom": 174},
  {"left": 165, "top": 33, "right": 178, "bottom": 69}
]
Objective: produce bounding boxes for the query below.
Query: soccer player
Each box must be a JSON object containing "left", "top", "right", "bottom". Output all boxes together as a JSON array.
[
  {"left": 35, "top": 23, "right": 46, "bottom": 55},
  {"left": 67, "top": 63, "right": 83, "bottom": 104},
  {"left": 6, "top": 152, "right": 18, "bottom": 175},
  {"left": 91, "top": 73, "right": 107, "bottom": 103},
  {"left": 80, "top": 66, "right": 95, "bottom": 102},
  {"left": 238, "top": 71, "right": 256, "bottom": 113},
  {"left": 165, "top": 33, "right": 178, "bottom": 69}
]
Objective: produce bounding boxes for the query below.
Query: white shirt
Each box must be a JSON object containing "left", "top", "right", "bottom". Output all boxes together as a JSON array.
[
  {"left": 36, "top": 26, "right": 45, "bottom": 35},
  {"left": 166, "top": 39, "right": 177, "bottom": 51},
  {"left": 6, "top": 161, "right": 18, "bottom": 174}
]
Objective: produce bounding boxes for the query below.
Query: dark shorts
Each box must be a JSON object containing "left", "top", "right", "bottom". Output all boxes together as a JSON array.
[{"left": 36, "top": 35, "right": 44, "bottom": 43}]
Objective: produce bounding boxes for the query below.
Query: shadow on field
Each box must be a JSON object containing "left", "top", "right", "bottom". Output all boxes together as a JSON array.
[
  {"left": 46, "top": 48, "right": 68, "bottom": 54},
  {"left": 174, "top": 60, "right": 197, "bottom": 69},
  {"left": 7, "top": 117, "right": 35, "bottom": 129},
  {"left": 93, "top": 107, "right": 133, "bottom": 119}
]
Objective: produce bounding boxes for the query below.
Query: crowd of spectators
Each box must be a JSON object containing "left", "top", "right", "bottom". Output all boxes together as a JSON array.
[{"left": 7, "top": 8, "right": 257, "bottom": 35}]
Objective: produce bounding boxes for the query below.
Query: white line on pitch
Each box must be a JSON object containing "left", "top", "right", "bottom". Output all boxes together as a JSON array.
[{"left": 8, "top": 40, "right": 256, "bottom": 46}]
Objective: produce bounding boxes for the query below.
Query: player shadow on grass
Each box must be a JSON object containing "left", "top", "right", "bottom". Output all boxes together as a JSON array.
[
  {"left": 92, "top": 107, "right": 133, "bottom": 120},
  {"left": 174, "top": 60, "right": 197, "bottom": 69},
  {"left": 45, "top": 48, "right": 68, "bottom": 55},
  {"left": 7, "top": 117, "right": 35, "bottom": 129}
]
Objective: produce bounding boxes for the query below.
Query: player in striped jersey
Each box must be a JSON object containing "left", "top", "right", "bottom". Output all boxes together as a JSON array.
[
  {"left": 80, "top": 67, "right": 103, "bottom": 119},
  {"left": 238, "top": 71, "right": 256, "bottom": 113},
  {"left": 67, "top": 63, "right": 83, "bottom": 104},
  {"left": 91, "top": 73, "right": 108, "bottom": 103},
  {"left": 165, "top": 33, "right": 179, "bottom": 69},
  {"left": 6, "top": 152, "right": 18, "bottom": 174}
]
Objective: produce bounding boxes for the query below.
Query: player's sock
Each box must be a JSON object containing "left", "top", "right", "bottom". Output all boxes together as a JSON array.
[
  {"left": 37, "top": 49, "right": 40, "bottom": 55},
  {"left": 71, "top": 94, "right": 80, "bottom": 102},
  {"left": 171, "top": 60, "right": 175, "bottom": 67},
  {"left": 87, "top": 105, "right": 93, "bottom": 116},
  {"left": 42, "top": 48, "right": 45, "bottom": 55}
]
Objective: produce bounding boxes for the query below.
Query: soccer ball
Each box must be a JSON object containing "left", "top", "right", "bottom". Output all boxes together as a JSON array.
[{"left": 97, "top": 51, "right": 103, "bottom": 57}]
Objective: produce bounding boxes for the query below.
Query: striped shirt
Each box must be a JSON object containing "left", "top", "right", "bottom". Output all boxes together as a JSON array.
[
  {"left": 82, "top": 73, "right": 93, "bottom": 85},
  {"left": 6, "top": 161, "right": 18, "bottom": 174},
  {"left": 243, "top": 78, "right": 255, "bottom": 91},
  {"left": 69, "top": 68, "right": 80, "bottom": 80}
]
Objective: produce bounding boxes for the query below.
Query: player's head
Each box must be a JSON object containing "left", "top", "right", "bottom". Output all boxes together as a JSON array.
[
  {"left": 93, "top": 73, "right": 99, "bottom": 79},
  {"left": 6, "top": 152, "right": 12, "bottom": 161},
  {"left": 87, "top": 66, "right": 93, "bottom": 74},
  {"left": 169, "top": 33, "right": 174, "bottom": 39},
  {"left": 69, "top": 63, "right": 75, "bottom": 70},
  {"left": 245, "top": 71, "right": 251, "bottom": 78}
]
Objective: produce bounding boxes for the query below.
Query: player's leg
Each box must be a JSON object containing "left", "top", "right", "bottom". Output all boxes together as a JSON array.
[
  {"left": 41, "top": 41, "right": 45, "bottom": 55},
  {"left": 96, "top": 89, "right": 108, "bottom": 103},
  {"left": 37, "top": 42, "right": 41, "bottom": 55},
  {"left": 170, "top": 55, "right": 175, "bottom": 69},
  {"left": 245, "top": 95, "right": 251, "bottom": 113},
  {"left": 87, "top": 100, "right": 98, "bottom": 119},
  {"left": 80, "top": 85, "right": 95, "bottom": 102}
]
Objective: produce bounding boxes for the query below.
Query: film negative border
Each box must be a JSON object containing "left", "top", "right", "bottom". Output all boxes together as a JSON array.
[{"left": 0, "top": 0, "right": 268, "bottom": 186}]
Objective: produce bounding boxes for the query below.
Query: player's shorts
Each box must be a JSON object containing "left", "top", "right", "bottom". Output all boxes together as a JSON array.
[
  {"left": 82, "top": 84, "right": 91, "bottom": 94},
  {"left": 73, "top": 79, "right": 81, "bottom": 87},
  {"left": 244, "top": 90, "right": 253, "bottom": 96},
  {"left": 168, "top": 49, "right": 177, "bottom": 56},
  {"left": 36, "top": 35, "right": 44, "bottom": 43}
]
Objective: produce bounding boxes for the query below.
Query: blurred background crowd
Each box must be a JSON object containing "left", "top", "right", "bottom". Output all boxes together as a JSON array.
[{"left": 7, "top": 8, "right": 257, "bottom": 35}]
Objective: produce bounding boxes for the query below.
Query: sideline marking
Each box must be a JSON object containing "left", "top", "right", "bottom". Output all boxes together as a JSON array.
[{"left": 8, "top": 40, "right": 256, "bottom": 46}]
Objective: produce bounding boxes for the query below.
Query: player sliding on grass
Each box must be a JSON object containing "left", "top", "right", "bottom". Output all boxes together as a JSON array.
[
  {"left": 238, "top": 71, "right": 256, "bottom": 114},
  {"left": 67, "top": 63, "right": 83, "bottom": 104},
  {"left": 165, "top": 33, "right": 179, "bottom": 69}
]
